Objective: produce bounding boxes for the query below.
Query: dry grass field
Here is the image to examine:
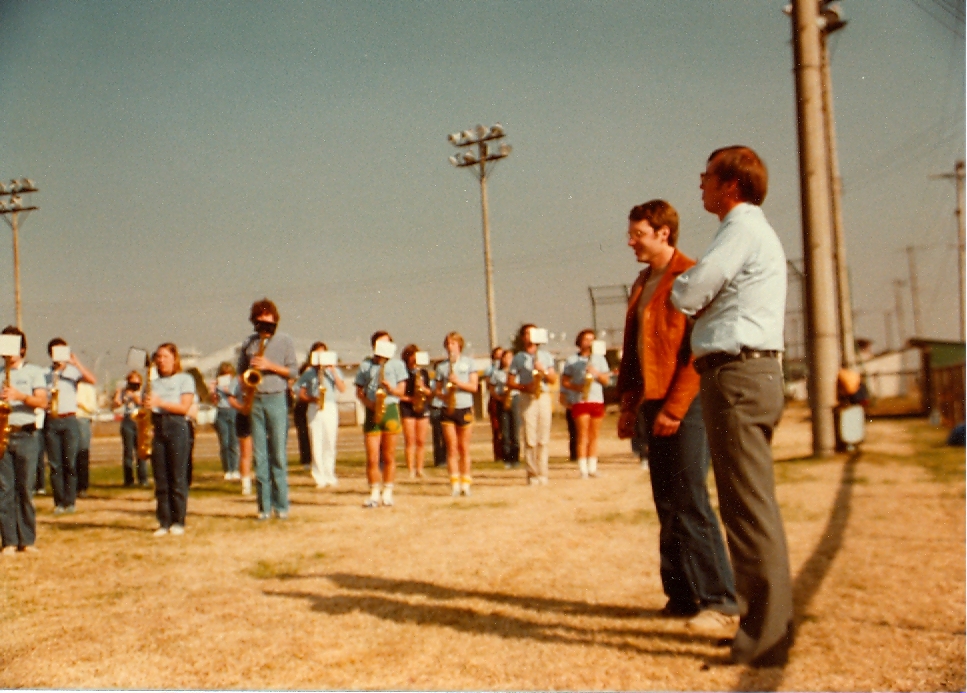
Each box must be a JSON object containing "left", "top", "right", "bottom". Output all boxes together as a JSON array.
[{"left": 1, "top": 403, "right": 963, "bottom": 691}]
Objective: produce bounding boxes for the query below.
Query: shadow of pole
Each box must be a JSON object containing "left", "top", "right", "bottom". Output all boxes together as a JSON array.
[{"left": 733, "top": 451, "right": 860, "bottom": 692}]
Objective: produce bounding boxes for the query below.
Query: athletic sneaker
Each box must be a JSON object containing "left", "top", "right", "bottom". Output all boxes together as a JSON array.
[
  {"left": 169, "top": 524, "right": 185, "bottom": 536},
  {"left": 685, "top": 610, "right": 740, "bottom": 640},
  {"left": 363, "top": 498, "right": 380, "bottom": 509},
  {"left": 153, "top": 527, "right": 169, "bottom": 537}
]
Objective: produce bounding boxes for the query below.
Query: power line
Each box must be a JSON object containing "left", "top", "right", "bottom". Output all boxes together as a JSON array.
[{"left": 908, "top": 0, "right": 966, "bottom": 38}]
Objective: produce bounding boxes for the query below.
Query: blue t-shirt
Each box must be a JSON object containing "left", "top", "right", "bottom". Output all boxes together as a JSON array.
[
  {"left": 435, "top": 355, "right": 476, "bottom": 410},
  {"left": 509, "top": 350, "right": 555, "bottom": 387},
  {"left": 354, "top": 357, "right": 408, "bottom": 405},
  {"left": 2, "top": 363, "right": 48, "bottom": 426},
  {"left": 214, "top": 376, "right": 239, "bottom": 410},
  {"left": 46, "top": 364, "right": 83, "bottom": 415},
  {"left": 561, "top": 353, "right": 609, "bottom": 404},
  {"left": 150, "top": 372, "right": 196, "bottom": 413},
  {"left": 489, "top": 368, "right": 512, "bottom": 398},
  {"left": 296, "top": 366, "right": 345, "bottom": 407}
]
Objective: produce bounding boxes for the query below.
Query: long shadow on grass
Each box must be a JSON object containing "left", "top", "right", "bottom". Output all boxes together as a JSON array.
[
  {"left": 268, "top": 589, "right": 705, "bottom": 658},
  {"left": 730, "top": 451, "right": 860, "bottom": 692}
]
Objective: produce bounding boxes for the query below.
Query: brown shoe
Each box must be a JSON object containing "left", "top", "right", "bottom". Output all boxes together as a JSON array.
[{"left": 685, "top": 610, "right": 740, "bottom": 640}]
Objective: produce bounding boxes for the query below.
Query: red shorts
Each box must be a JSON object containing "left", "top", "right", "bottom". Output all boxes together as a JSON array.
[{"left": 571, "top": 402, "right": 605, "bottom": 419}]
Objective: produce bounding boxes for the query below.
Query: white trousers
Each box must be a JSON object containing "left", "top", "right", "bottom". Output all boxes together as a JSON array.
[
  {"left": 308, "top": 403, "right": 339, "bottom": 486},
  {"left": 520, "top": 392, "right": 551, "bottom": 479}
]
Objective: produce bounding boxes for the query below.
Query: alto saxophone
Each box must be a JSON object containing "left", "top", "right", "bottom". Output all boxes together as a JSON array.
[
  {"left": 502, "top": 377, "right": 514, "bottom": 409},
  {"left": 412, "top": 370, "right": 430, "bottom": 415},
  {"left": 373, "top": 360, "right": 387, "bottom": 424},
  {"left": 531, "top": 368, "right": 543, "bottom": 397},
  {"left": 444, "top": 358, "right": 458, "bottom": 414},
  {"left": 581, "top": 366, "right": 595, "bottom": 402},
  {"left": 239, "top": 334, "right": 268, "bottom": 416},
  {"left": 49, "top": 368, "right": 60, "bottom": 418},
  {"left": 317, "top": 365, "right": 327, "bottom": 411},
  {"left": 0, "top": 358, "right": 12, "bottom": 458},
  {"left": 133, "top": 364, "right": 153, "bottom": 459}
]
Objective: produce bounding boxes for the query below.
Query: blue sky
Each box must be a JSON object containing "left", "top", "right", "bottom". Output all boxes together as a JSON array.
[{"left": 0, "top": 1, "right": 963, "bottom": 379}]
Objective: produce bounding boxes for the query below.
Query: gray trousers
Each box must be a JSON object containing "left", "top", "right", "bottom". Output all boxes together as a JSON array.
[{"left": 699, "top": 356, "right": 793, "bottom": 664}]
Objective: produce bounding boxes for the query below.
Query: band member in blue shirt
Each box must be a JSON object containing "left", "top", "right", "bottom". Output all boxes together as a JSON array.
[
  {"left": 113, "top": 371, "right": 149, "bottom": 487},
  {"left": 295, "top": 342, "right": 347, "bottom": 489},
  {"left": 212, "top": 362, "right": 240, "bottom": 481},
  {"left": 508, "top": 324, "right": 558, "bottom": 485},
  {"left": 145, "top": 343, "right": 195, "bottom": 537},
  {"left": 354, "top": 331, "right": 407, "bottom": 508},
  {"left": 433, "top": 332, "right": 479, "bottom": 496},
  {"left": 561, "top": 330, "right": 611, "bottom": 479},
  {"left": 0, "top": 326, "right": 48, "bottom": 553},
  {"left": 44, "top": 338, "right": 96, "bottom": 514},
  {"left": 398, "top": 344, "right": 431, "bottom": 480}
]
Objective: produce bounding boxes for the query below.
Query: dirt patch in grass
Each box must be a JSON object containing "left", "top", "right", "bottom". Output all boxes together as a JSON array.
[{"left": 1, "top": 409, "right": 963, "bottom": 690}]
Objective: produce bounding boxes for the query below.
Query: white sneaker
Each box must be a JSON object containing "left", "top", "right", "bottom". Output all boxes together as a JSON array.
[
  {"left": 223, "top": 472, "right": 232, "bottom": 480},
  {"left": 640, "top": 457, "right": 649, "bottom": 471},
  {"left": 381, "top": 488, "right": 394, "bottom": 507},
  {"left": 363, "top": 498, "right": 380, "bottom": 509},
  {"left": 242, "top": 478, "right": 252, "bottom": 496},
  {"left": 539, "top": 476, "right": 549, "bottom": 485},
  {"left": 461, "top": 483, "right": 471, "bottom": 497},
  {"left": 685, "top": 610, "right": 740, "bottom": 639},
  {"left": 153, "top": 527, "right": 169, "bottom": 537},
  {"left": 527, "top": 476, "right": 540, "bottom": 486},
  {"left": 451, "top": 483, "right": 461, "bottom": 497},
  {"left": 169, "top": 524, "right": 185, "bottom": 536}
]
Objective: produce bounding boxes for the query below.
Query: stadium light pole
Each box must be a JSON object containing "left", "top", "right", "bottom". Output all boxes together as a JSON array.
[
  {"left": 0, "top": 178, "right": 39, "bottom": 329},
  {"left": 448, "top": 123, "right": 512, "bottom": 352}
]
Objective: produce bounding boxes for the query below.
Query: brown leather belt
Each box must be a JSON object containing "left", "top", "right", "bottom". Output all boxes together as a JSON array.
[
  {"left": 9, "top": 423, "right": 37, "bottom": 434},
  {"left": 52, "top": 412, "right": 76, "bottom": 418},
  {"left": 694, "top": 349, "right": 780, "bottom": 375}
]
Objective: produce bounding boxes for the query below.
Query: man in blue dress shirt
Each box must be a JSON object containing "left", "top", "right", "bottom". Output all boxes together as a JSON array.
[{"left": 671, "top": 146, "right": 793, "bottom": 668}]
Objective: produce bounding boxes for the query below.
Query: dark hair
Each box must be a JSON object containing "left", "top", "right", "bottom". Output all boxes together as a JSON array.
[
  {"left": 370, "top": 330, "right": 391, "bottom": 348},
  {"left": 2, "top": 325, "right": 26, "bottom": 356},
  {"left": 628, "top": 199, "right": 679, "bottom": 247},
  {"left": 305, "top": 341, "right": 328, "bottom": 368},
  {"left": 217, "top": 361, "right": 236, "bottom": 377},
  {"left": 401, "top": 344, "right": 420, "bottom": 364},
  {"left": 575, "top": 328, "right": 596, "bottom": 347},
  {"left": 249, "top": 298, "right": 280, "bottom": 324},
  {"left": 707, "top": 145, "right": 768, "bottom": 205},
  {"left": 126, "top": 369, "right": 143, "bottom": 383},
  {"left": 47, "top": 337, "right": 67, "bottom": 355},
  {"left": 491, "top": 346, "right": 504, "bottom": 359}
]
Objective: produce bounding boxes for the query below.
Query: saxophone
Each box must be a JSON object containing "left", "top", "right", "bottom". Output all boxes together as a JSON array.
[
  {"left": 444, "top": 358, "right": 457, "bottom": 414},
  {"left": 412, "top": 370, "right": 430, "bottom": 414},
  {"left": 502, "top": 376, "right": 514, "bottom": 408},
  {"left": 133, "top": 364, "right": 153, "bottom": 459},
  {"left": 531, "top": 367, "right": 543, "bottom": 397},
  {"left": 316, "top": 365, "right": 327, "bottom": 411},
  {"left": 373, "top": 360, "right": 387, "bottom": 424},
  {"left": 0, "top": 359, "right": 12, "bottom": 458},
  {"left": 239, "top": 334, "right": 268, "bottom": 416},
  {"left": 581, "top": 362, "right": 595, "bottom": 402},
  {"left": 49, "top": 368, "right": 60, "bottom": 418}
]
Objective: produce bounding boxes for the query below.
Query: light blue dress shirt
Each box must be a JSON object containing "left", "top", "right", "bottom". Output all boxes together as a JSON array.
[
  {"left": 46, "top": 364, "right": 83, "bottom": 415},
  {"left": 2, "top": 363, "right": 48, "bottom": 426},
  {"left": 509, "top": 350, "right": 555, "bottom": 386},
  {"left": 296, "top": 366, "right": 344, "bottom": 407},
  {"left": 434, "top": 356, "right": 476, "bottom": 410},
  {"left": 670, "top": 203, "right": 787, "bottom": 359},
  {"left": 151, "top": 372, "right": 196, "bottom": 413},
  {"left": 354, "top": 357, "right": 407, "bottom": 405},
  {"left": 562, "top": 353, "right": 609, "bottom": 404}
]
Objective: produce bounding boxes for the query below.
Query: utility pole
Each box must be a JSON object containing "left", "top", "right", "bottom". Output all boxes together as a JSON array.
[
  {"left": 447, "top": 124, "right": 512, "bottom": 352},
  {"left": 905, "top": 246, "right": 923, "bottom": 338},
  {"left": 930, "top": 160, "right": 966, "bottom": 341},
  {"left": 818, "top": 1, "right": 856, "bottom": 369},
  {"left": 791, "top": 0, "right": 840, "bottom": 457},
  {"left": 884, "top": 310, "right": 894, "bottom": 351},
  {"left": 893, "top": 279, "right": 908, "bottom": 347},
  {"left": 0, "top": 178, "right": 39, "bottom": 330}
]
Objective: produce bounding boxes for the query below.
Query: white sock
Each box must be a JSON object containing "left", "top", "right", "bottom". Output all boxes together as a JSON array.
[
  {"left": 381, "top": 484, "right": 394, "bottom": 504},
  {"left": 460, "top": 476, "right": 472, "bottom": 493},
  {"left": 369, "top": 484, "right": 381, "bottom": 500},
  {"left": 241, "top": 477, "right": 252, "bottom": 494},
  {"left": 588, "top": 457, "right": 598, "bottom": 475},
  {"left": 578, "top": 458, "right": 588, "bottom": 477}
]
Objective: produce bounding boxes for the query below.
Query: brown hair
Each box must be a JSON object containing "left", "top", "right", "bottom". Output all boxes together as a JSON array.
[
  {"left": 707, "top": 145, "right": 768, "bottom": 205},
  {"left": 155, "top": 343, "right": 182, "bottom": 374},
  {"left": 216, "top": 362, "right": 236, "bottom": 377},
  {"left": 575, "top": 328, "right": 596, "bottom": 347},
  {"left": 2, "top": 325, "right": 26, "bottom": 356},
  {"left": 47, "top": 337, "right": 67, "bottom": 356},
  {"left": 249, "top": 298, "right": 279, "bottom": 324},
  {"left": 370, "top": 330, "right": 391, "bottom": 348},
  {"left": 401, "top": 344, "right": 420, "bottom": 364},
  {"left": 628, "top": 200, "right": 679, "bottom": 247},
  {"left": 443, "top": 331, "right": 465, "bottom": 352}
]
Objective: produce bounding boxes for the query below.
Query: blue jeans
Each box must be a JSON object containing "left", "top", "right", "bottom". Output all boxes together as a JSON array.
[
  {"left": 45, "top": 416, "right": 79, "bottom": 508},
  {"left": 251, "top": 393, "right": 289, "bottom": 515},
  {"left": 214, "top": 408, "right": 240, "bottom": 474},
  {"left": 641, "top": 397, "right": 737, "bottom": 614},
  {"left": 0, "top": 430, "right": 39, "bottom": 548},
  {"left": 498, "top": 399, "right": 520, "bottom": 463},
  {"left": 76, "top": 418, "right": 91, "bottom": 493},
  {"left": 151, "top": 414, "right": 190, "bottom": 528},
  {"left": 120, "top": 416, "right": 149, "bottom": 486}
]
